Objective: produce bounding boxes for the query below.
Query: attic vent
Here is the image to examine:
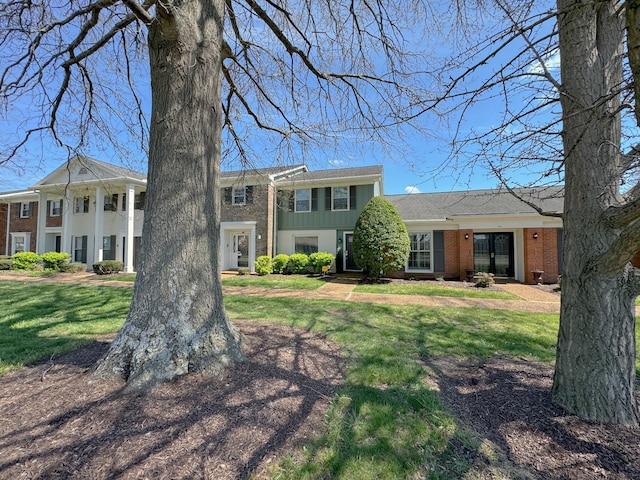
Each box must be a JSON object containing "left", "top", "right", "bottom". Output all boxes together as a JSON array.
[{"left": 78, "top": 167, "right": 88, "bottom": 175}]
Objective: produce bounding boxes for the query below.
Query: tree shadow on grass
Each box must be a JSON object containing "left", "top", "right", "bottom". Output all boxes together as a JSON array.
[{"left": 0, "top": 320, "right": 345, "bottom": 480}]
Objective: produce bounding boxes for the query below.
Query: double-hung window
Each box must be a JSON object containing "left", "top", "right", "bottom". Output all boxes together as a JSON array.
[
  {"left": 104, "top": 194, "right": 118, "bottom": 212},
  {"left": 50, "top": 200, "right": 62, "bottom": 216},
  {"left": 233, "top": 187, "right": 246, "bottom": 205},
  {"left": 295, "top": 189, "right": 311, "bottom": 212},
  {"left": 19, "top": 202, "right": 31, "bottom": 218},
  {"left": 332, "top": 187, "right": 349, "bottom": 211},
  {"left": 75, "top": 196, "right": 90, "bottom": 214},
  {"left": 408, "top": 233, "right": 431, "bottom": 270}
]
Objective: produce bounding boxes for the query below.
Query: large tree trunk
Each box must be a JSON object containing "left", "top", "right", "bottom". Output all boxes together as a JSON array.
[
  {"left": 94, "top": 0, "right": 243, "bottom": 391},
  {"left": 552, "top": 0, "right": 640, "bottom": 427}
]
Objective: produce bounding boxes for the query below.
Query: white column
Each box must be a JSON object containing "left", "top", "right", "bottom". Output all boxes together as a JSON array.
[
  {"left": 250, "top": 223, "right": 257, "bottom": 273},
  {"left": 36, "top": 191, "right": 47, "bottom": 254},
  {"left": 125, "top": 184, "right": 135, "bottom": 273},
  {"left": 62, "top": 190, "right": 73, "bottom": 257},
  {"left": 94, "top": 186, "right": 104, "bottom": 263}
]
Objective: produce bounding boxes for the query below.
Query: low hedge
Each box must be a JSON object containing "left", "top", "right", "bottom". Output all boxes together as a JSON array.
[{"left": 93, "top": 260, "right": 124, "bottom": 275}]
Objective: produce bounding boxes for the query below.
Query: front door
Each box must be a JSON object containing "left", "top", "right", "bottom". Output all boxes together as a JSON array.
[
  {"left": 473, "top": 233, "right": 514, "bottom": 277},
  {"left": 343, "top": 233, "right": 360, "bottom": 271},
  {"left": 232, "top": 234, "right": 249, "bottom": 269}
]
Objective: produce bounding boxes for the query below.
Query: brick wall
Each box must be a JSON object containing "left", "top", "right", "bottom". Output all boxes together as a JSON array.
[
  {"left": 0, "top": 204, "right": 7, "bottom": 255},
  {"left": 8, "top": 201, "right": 39, "bottom": 252},
  {"left": 523, "top": 227, "right": 560, "bottom": 284},
  {"left": 458, "top": 229, "right": 474, "bottom": 280},
  {"left": 220, "top": 185, "right": 272, "bottom": 257}
]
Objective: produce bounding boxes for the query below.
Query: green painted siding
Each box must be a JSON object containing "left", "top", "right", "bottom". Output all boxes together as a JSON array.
[{"left": 278, "top": 184, "right": 375, "bottom": 230}]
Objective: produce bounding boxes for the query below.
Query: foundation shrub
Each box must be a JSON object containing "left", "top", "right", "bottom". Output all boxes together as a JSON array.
[
  {"left": 272, "top": 254, "right": 290, "bottom": 274},
  {"left": 93, "top": 260, "right": 124, "bottom": 275},
  {"left": 12, "top": 252, "right": 42, "bottom": 270},
  {"left": 309, "top": 252, "right": 335, "bottom": 274},
  {"left": 254, "top": 256, "right": 273, "bottom": 275},
  {"left": 288, "top": 253, "right": 310, "bottom": 274}
]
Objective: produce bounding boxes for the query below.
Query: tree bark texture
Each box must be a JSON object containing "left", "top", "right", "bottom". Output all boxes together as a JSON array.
[
  {"left": 94, "top": 0, "right": 243, "bottom": 391},
  {"left": 552, "top": 0, "right": 640, "bottom": 427}
]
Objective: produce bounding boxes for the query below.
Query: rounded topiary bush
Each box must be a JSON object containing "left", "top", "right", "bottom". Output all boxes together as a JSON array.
[{"left": 352, "top": 196, "right": 409, "bottom": 279}]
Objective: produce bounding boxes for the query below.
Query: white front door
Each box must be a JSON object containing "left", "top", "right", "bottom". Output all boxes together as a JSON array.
[{"left": 232, "top": 234, "right": 250, "bottom": 269}]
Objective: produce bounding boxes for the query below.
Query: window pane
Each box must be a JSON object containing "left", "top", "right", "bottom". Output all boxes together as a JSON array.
[
  {"left": 332, "top": 187, "right": 349, "bottom": 210},
  {"left": 294, "top": 236, "right": 318, "bottom": 255},
  {"left": 233, "top": 187, "right": 246, "bottom": 205},
  {"left": 295, "top": 189, "right": 310, "bottom": 212},
  {"left": 408, "top": 233, "right": 431, "bottom": 270}
]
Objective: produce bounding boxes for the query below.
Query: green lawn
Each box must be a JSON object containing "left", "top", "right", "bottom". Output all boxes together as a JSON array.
[
  {"left": 221, "top": 274, "right": 327, "bottom": 290},
  {"left": 354, "top": 281, "right": 519, "bottom": 299},
  {"left": 2, "top": 280, "right": 626, "bottom": 479}
]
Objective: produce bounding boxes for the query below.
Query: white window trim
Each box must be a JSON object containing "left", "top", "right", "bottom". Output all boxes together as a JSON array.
[
  {"left": 407, "top": 232, "right": 433, "bottom": 272},
  {"left": 19, "top": 202, "right": 30, "bottom": 218},
  {"left": 331, "top": 186, "right": 349, "bottom": 211},
  {"left": 10, "top": 232, "right": 30, "bottom": 254},
  {"left": 75, "top": 196, "right": 89, "bottom": 214},
  {"left": 50, "top": 199, "right": 62, "bottom": 216},
  {"left": 294, "top": 189, "right": 311, "bottom": 213},
  {"left": 232, "top": 187, "right": 246, "bottom": 206}
]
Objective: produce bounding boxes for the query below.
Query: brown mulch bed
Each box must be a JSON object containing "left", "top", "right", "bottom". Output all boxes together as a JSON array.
[{"left": 1, "top": 319, "right": 639, "bottom": 479}]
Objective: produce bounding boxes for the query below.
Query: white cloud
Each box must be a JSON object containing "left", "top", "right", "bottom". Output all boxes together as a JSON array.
[
  {"left": 527, "top": 49, "right": 560, "bottom": 75},
  {"left": 404, "top": 185, "right": 421, "bottom": 194},
  {"left": 328, "top": 159, "right": 346, "bottom": 167}
]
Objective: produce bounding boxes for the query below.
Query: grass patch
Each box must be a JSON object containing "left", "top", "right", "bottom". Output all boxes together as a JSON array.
[
  {"left": 221, "top": 274, "right": 326, "bottom": 290},
  {"left": 0, "top": 281, "right": 130, "bottom": 374},
  {"left": 354, "top": 282, "right": 519, "bottom": 299},
  {"left": 94, "top": 273, "right": 137, "bottom": 282},
  {"left": 224, "top": 296, "right": 562, "bottom": 479},
  {"left": 3, "top": 280, "right": 620, "bottom": 479}
]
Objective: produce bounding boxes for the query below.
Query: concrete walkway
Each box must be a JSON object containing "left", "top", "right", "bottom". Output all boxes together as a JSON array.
[{"left": 1, "top": 272, "right": 563, "bottom": 314}]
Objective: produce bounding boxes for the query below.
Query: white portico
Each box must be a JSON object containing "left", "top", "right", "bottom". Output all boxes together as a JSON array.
[{"left": 32, "top": 156, "right": 147, "bottom": 272}]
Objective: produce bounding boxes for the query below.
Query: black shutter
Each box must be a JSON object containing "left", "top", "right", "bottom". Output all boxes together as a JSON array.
[
  {"left": 46, "top": 200, "right": 51, "bottom": 217},
  {"left": 325, "top": 187, "right": 332, "bottom": 210},
  {"left": 81, "top": 235, "right": 88, "bottom": 263},
  {"left": 349, "top": 186, "right": 357, "bottom": 210},
  {"left": 557, "top": 228, "right": 563, "bottom": 274},
  {"left": 14, "top": 203, "right": 19, "bottom": 217},
  {"left": 84, "top": 197, "right": 89, "bottom": 213},
  {"left": 112, "top": 194, "right": 118, "bottom": 211},
  {"left": 60, "top": 198, "right": 63, "bottom": 212},
  {"left": 29, "top": 201, "right": 35, "bottom": 216},
  {"left": 433, "top": 231, "right": 445, "bottom": 272},
  {"left": 246, "top": 186, "right": 253, "bottom": 204},
  {"left": 311, "top": 188, "right": 318, "bottom": 211},
  {"left": 224, "top": 187, "right": 232, "bottom": 205},
  {"left": 122, "top": 193, "right": 126, "bottom": 210}
]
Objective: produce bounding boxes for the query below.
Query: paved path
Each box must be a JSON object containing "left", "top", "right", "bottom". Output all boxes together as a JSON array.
[{"left": 1, "top": 272, "right": 564, "bottom": 314}]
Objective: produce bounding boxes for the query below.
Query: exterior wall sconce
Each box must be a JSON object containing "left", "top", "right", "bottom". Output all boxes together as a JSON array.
[
  {"left": 533, "top": 232, "right": 539, "bottom": 240},
  {"left": 464, "top": 233, "right": 469, "bottom": 240}
]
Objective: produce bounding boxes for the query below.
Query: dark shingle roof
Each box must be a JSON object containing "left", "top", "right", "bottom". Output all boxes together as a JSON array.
[{"left": 386, "top": 187, "right": 564, "bottom": 221}]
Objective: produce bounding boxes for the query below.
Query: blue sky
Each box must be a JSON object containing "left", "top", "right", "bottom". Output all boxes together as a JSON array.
[{"left": 0, "top": 2, "right": 561, "bottom": 196}]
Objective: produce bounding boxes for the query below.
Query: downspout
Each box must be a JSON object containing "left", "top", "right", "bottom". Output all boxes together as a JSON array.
[
  {"left": 5, "top": 202, "right": 10, "bottom": 256},
  {"left": 272, "top": 181, "right": 278, "bottom": 257}
]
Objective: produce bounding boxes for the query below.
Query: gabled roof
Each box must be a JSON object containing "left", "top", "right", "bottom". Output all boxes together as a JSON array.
[
  {"left": 275, "top": 165, "right": 383, "bottom": 186},
  {"left": 386, "top": 186, "right": 564, "bottom": 221},
  {"left": 33, "top": 155, "right": 146, "bottom": 188},
  {"left": 220, "top": 164, "right": 308, "bottom": 184}
]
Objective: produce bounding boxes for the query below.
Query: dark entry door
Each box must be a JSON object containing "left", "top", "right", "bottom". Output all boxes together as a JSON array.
[
  {"left": 473, "top": 233, "right": 514, "bottom": 277},
  {"left": 344, "top": 233, "right": 360, "bottom": 271}
]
